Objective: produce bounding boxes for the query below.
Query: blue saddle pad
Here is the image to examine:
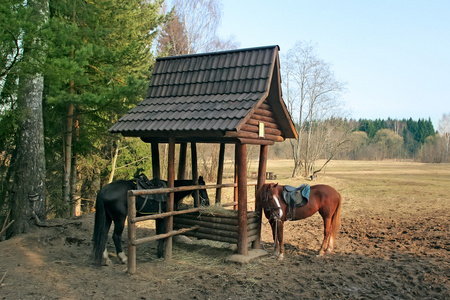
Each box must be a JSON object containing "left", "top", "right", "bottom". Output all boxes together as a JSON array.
[{"left": 282, "top": 184, "right": 310, "bottom": 207}]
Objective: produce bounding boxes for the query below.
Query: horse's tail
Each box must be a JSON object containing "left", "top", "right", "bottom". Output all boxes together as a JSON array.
[
  {"left": 330, "top": 192, "right": 342, "bottom": 239},
  {"left": 93, "top": 195, "right": 107, "bottom": 266}
]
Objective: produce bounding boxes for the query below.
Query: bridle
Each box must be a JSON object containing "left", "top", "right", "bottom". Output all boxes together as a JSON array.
[
  {"left": 262, "top": 189, "right": 284, "bottom": 252},
  {"left": 199, "top": 193, "right": 209, "bottom": 206},
  {"left": 263, "top": 191, "right": 283, "bottom": 222}
]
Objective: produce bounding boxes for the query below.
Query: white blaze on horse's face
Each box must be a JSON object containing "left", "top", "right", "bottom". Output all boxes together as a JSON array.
[{"left": 273, "top": 195, "right": 283, "bottom": 218}]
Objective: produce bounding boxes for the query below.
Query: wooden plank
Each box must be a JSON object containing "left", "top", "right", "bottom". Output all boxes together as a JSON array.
[
  {"left": 175, "top": 212, "right": 239, "bottom": 225},
  {"left": 174, "top": 217, "right": 260, "bottom": 232},
  {"left": 131, "top": 207, "right": 202, "bottom": 222},
  {"left": 237, "top": 138, "right": 276, "bottom": 145},
  {"left": 241, "top": 124, "right": 282, "bottom": 136},
  {"left": 133, "top": 226, "right": 199, "bottom": 246},
  {"left": 175, "top": 228, "right": 260, "bottom": 244},
  {"left": 258, "top": 102, "right": 271, "bottom": 111},
  {"left": 179, "top": 231, "right": 238, "bottom": 244},
  {"left": 174, "top": 218, "right": 238, "bottom": 232},
  {"left": 226, "top": 130, "right": 284, "bottom": 142},
  {"left": 254, "top": 108, "right": 276, "bottom": 118},
  {"left": 175, "top": 223, "right": 238, "bottom": 238},
  {"left": 130, "top": 183, "right": 237, "bottom": 197},
  {"left": 245, "top": 118, "right": 280, "bottom": 129},
  {"left": 249, "top": 113, "right": 278, "bottom": 124}
]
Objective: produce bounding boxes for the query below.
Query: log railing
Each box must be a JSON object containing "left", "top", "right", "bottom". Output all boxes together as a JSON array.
[{"left": 127, "top": 181, "right": 257, "bottom": 274}]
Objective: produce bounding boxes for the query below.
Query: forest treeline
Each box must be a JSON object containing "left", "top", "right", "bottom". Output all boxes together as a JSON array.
[{"left": 271, "top": 116, "right": 448, "bottom": 164}]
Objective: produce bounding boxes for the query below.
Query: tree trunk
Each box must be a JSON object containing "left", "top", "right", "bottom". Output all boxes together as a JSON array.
[
  {"left": 71, "top": 116, "right": 80, "bottom": 217},
  {"left": 63, "top": 102, "right": 74, "bottom": 215},
  {"left": 9, "top": 73, "right": 47, "bottom": 235},
  {"left": 109, "top": 139, "right": 120, "bottom": 183},
  {"left": 8, "top": 0, "right": 49, "bottom": 236}
]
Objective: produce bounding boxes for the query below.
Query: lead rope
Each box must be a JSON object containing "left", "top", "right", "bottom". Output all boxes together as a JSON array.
[{"left": 273, "top": 218, "right": 278, "bottom": 254}]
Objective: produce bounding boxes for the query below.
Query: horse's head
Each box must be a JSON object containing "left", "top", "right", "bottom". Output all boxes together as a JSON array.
[
  {"left": 257, "top": 183, "right": 283, "bottom": 220},
  {"left": 198, "top": 176, "right": 210, "bottom": 206}
]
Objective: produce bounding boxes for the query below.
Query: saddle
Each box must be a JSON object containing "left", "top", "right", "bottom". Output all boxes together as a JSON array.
[
  {"left": 282, "top": 184, "right": 310, "bottom": 208},
  {"left": 134, "top": 174, "right": 167, "bottom": 213}
]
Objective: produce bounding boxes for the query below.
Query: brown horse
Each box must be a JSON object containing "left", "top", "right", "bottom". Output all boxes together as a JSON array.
[{"left": 256, "top": 183, "right": 342, "bottom": 260}]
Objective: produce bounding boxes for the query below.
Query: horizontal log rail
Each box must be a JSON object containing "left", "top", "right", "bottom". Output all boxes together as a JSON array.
[
  {"left": 131, "top": 207, "right": 202, "bottom": 222},
  {"left": 132, "top": 225, "right": 200, "bottom": 246},
  {"left": 129, "top": 181, "right": 257, "bottom": 197}
]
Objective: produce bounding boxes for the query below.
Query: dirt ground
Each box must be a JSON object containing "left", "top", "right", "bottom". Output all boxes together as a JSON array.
[{"left": 1, "top": 162, "right": 449, "bottom": 299}]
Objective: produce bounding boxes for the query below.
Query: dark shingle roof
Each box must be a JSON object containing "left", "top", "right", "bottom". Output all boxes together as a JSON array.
[{"left": 109, "top": 45, "right": 297, "bottom": 143}]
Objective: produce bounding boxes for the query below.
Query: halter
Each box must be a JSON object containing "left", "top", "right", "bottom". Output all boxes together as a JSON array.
[
  {"left": 261, "top": 187, "right": 284, "bottom": 253},
  {"left": 264, "top": 192, "right": 283, "bottom": 222},
  {"left": 199, "top": 192, "right": 209, "bottom": 206}
]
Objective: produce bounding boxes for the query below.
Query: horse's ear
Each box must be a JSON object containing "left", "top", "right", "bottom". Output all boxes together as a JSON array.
[
  {"left": 274, "top": 183, "right": 278, "bottom": 188},
  {"left": 199, "top": 176, "right": 204, "bottom": 182}
]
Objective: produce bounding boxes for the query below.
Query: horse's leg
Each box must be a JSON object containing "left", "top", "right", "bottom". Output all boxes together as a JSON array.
[
  {"left": 156, "top": 218, "right": 165, "bottom": 258},
  {"left": 112, "top": 218, "right": 127, "bottom": 264},
  {"left": 269, "top": 219, "right": 279, "bottom": 257},
  {"left": 319, "top": 216, "right": 332, "bottom": 256},
  {"left": 102, "top": 218, "right": 113, "bottom": 266},
  {"left": 277, "top": 221, "right": 285, "bottom": 260},
  {"left": 327, "top": 235, "right": 335, "bottom": 252}
]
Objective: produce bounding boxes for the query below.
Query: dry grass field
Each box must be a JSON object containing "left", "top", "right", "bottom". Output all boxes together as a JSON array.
[{"left": 0, "top": 160, "right": 449, "bottom": 299}]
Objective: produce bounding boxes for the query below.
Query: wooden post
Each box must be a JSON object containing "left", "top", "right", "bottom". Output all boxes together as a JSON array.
[
  {"left": 233, "top": 144, "right": 239, "bottom": 210},
  {"left": 215, "top": 143, "right": 225, "bottom": 204},
  {"left": 164, "top": 137, "right": 175, "bottom": 261},
  {"left": 236, "top": 143, "right": 248, "bottom": 255},
  {"left": 191, "top": 142, "right": 199, "bottom": 207},
  {"left": 151, "top": 142, "right": 160, "bottom": 179},
  {"left": 253, "top": 144, "right": 268, "bottom": 249},
  {"left": 127, "top": 192, "right": 137, "bottom": 274},
  {"left": 178, "top": 142, "right": 187, "bottom": 180}
]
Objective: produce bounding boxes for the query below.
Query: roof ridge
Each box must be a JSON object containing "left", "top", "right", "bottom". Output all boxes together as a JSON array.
[{"left": 156, "top": 45, "right": 279, "bottom": 61}]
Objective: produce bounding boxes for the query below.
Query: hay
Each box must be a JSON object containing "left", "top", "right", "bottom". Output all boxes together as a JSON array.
[{"left": 198, "top": 204, "right": 238, "bottom": 217}]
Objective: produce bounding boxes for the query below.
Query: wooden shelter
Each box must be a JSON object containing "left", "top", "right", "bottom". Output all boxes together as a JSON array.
[{"left": 110, "top": 45, "right": 297, "bottom": 260}]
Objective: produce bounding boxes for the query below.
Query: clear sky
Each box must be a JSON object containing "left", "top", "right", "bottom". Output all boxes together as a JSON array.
[{"left": 217, "top": 0, "right": 449, "bottom": 131}]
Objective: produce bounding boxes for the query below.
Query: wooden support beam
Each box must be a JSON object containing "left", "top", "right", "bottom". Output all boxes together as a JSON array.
[
  {"left": 234, "top": 145, "right": 238, "bottom": 210},
  {"left": 215, "top": 143, "right": 225, "bottom": 204},
  {"left": 151, "top": 142, "right": 160, "bottom": 179},
  {"left": 191, "top": 142, "right": 199, "bottom": 207},
  {"left": 127, "top": 192, "right": 137, "bottom": 274},
  {"left": 236, "top": 143, "right": 248, "bottom": 256},
  {"left": 253, "top": 144, "right": 268, "bottom": 249},
  {"left": 177, "top": 142, "right": 187, "bottom": 179},
  {"left": 164, "top": 136, "right": 175, "bottom": 261}
]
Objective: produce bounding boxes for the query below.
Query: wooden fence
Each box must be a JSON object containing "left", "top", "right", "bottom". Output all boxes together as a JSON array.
[{"left": 126, "top": 182, "right": 257, "bottom": 274}]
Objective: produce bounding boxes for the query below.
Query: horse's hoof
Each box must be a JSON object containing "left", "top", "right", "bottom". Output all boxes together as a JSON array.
[
  {"left": 118, "top": 252, "right": 128, "bottom": 264},
  {"left": 317, "top": 250, "right": 325, "bottom": 257},
  {"left": 277, "top": 253, "right": 284, "bottom": 261}
]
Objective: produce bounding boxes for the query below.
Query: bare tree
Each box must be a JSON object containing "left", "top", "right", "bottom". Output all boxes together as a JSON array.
[
  {"left": 281, "top": 41, "right": 347, "bottom": 177},
  {"left": 157, "top": 0, "right": 238, "bottom": 56},
  {"left": 439, "top": 113, "right": 450, "bottom": 163}
]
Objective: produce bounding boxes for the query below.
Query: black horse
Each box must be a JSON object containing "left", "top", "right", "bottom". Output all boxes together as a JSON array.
[{"left": 93, "top": 175, "right": 209, "bottom": 266}]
